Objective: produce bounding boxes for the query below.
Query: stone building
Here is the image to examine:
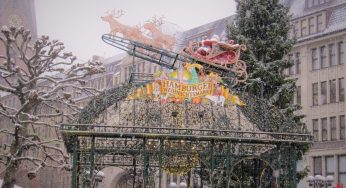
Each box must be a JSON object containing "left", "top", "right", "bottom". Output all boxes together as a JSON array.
[{"left": 286, "top": 0, "right": 346, "bottom": 187}]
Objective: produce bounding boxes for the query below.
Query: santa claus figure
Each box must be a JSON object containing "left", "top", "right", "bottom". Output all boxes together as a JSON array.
[{"left": 196, "top": 34, "right": 220, "bottom": 56}]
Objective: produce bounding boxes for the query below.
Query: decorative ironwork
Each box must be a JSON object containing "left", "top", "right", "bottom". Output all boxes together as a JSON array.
[
  {"left": 62, "top": 85, "right": 312, "bottom": 187},
  {"left": 61, "top": 34, "right": 312, "bottom": 187}
]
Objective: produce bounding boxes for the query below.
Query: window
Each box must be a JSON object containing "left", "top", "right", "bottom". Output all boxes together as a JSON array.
[
  {"left": 330, "top": 79, "right": 336, "bottom": 103},
  {"left": 142, "top": 62, "right": 145, "bottom": 73},
  {"left": 137, "top": 63, "right": 141, "bottom": 72},
  {"left": 312, "top": 48, "right": 319, "bottom": 70},
  {"left": 308, "top": 17, "right": 315, "bottom": 34},
  {"left": 339, "top": 155, "right": 346, "bottom": 187},
  {"left": 326, "top": 156, "right": 334, "bottom": 175},
  {"left": 301, "top": 19, "right": 307, "bottom": 36},
  {"left": 330, "top": 116, "right": 337, "bottom": 140},
  {"left": 306, "top": 0, "right": 313, "bottom": 8},
  {"left": 339, "top": 78, "right": 345, "bottom": 102},
  {"left": 296, "top": 86, "right": 301, "bottom": 105},
  {"left": 100, "top": 78, "right": 104, "bottom": 89},
  {"left": 317, "top": 14, "right": 323, "bottom": 32},
  {"left": 124, "top": 67, "right": 128, "bottom": 81},
  {"left": 321, "top": 81, "right": 327, "bottom": 104},
  {"left": 339, "top": 41, "right": 344, "bottom": 65},
  {"left": 288, "top": 54, "right": 295, "bottom": 75},
  {"left": 329, "top": 43, "right": 336, "bottom": 66},
  {"left": 293, "top": 21, "right": 299, "bottom": 37},
  {"left": 313, "top": 83, "right": 318, "bottom": 105},
  {"left": 313, "top": 119, "right": 319, "bottom": 142},
  {"left": 321, "top": 117, "right": 328, "bottom": 141},
  {"left": 314, "top": 157, "right": 322, "bottom": 175},
  {"left": 295, "top": 52, "right": 301, "bottom": 74},
  {"left": 320, "top": 46, "right": 327, "bottom": 68},
  {"left": 341, "top": 115, "right": 345, "bottom": 140}
]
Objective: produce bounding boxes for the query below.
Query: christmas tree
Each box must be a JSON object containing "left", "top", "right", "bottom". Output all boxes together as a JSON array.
[
  {"left": 228, "top": 0, "right": 309, "bottom": 186},
  {"left": 188, "top": 67, "right": 199, "bottom": 84},
  {"left": 228, "top": 0, "right": 304, "bottom": 129}
]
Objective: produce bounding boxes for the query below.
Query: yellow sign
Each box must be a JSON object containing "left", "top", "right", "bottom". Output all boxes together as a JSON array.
[
  {"left": 161, "top": 80, "right": 214, "bottom": 98},
  {"left": 126, "top": 63, "right": 245, "bottom": 107}
]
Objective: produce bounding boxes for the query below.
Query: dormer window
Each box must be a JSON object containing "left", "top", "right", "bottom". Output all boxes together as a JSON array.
[
  {"left": 301, "top": 19, "right": 307, "bottom": 36},
  {"left": 308, "top": 17, "right": 315, "bottom": 34},
  {"left": 307, "top": 0, "right": 313, "bottom": 8},
  {"left": 306, "top": 0, "right": 333, "bottom": 8},
  {"left": 316, "top": 14, "right": 323, "bottom": 32}
]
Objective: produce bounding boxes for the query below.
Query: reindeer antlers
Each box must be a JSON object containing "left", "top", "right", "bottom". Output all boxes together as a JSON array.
[
  {"left": 105, "top": 9, "right": 125, "bottom": 18},
  {"left": 148, "top": 16, "right": 165, "bottom": 26}
]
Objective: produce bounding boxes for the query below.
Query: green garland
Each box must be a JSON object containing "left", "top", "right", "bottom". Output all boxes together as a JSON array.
[{"left": 77, "top": 84, "right": 132, "bottom": 124}]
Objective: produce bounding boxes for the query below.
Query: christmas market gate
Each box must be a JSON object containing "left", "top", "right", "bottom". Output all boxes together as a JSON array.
[
  {"left": 61, "top": 113, "right": 312, "bottom": 187},
  {"left": 61, "top": 35, "right": 312, "bottom": 187}
]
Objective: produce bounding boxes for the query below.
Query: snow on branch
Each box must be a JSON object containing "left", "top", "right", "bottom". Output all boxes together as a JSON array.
[{"left": 0, "top": 25, "right": 104, "bottom": 184}]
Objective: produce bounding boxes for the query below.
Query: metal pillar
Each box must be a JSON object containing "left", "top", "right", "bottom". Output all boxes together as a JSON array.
[
  {"left": 143, "top": 138, "right": 149, "bottom": 188},
  {"left": 89, "top": 136, "right": 96, "bottom": 187},
  {"left": 158, "top": 139, "right": 164, "bottom": 188},
  {"left": 289, "top": 146, "right": 297, "bottom": 188},
  {"left": 226, "top": 141, "right": 231, "bottom": 188},
  {"left": 210, "top": 140, "right": 215, "bottom": 188},
  {"left": 72, "top": 136, "right": 78, "bottom": 188},
  {"left": 133, "top": 158, "right": 136, "bottom": 188}
]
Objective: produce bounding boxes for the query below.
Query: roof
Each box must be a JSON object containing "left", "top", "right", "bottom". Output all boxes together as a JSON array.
[
  {"left": 103, "top": 53, "right": 126, "bottom": 65},
  {"left": 297, "top": 2, "right": 346, "bottom": 42},
  {"left": 0, "top": 180, "right": 22, "bottom": 188},
  {"left": 176, "top": 16, "right": 235, "bottom": 50},
  {"left": 289, "top": 0, "right": 346, "bottom": 19}
]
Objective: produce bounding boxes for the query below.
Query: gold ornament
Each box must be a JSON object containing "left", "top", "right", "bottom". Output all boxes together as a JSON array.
[{"left": 7, "top": 14, "right": 22, "bottom": 27}]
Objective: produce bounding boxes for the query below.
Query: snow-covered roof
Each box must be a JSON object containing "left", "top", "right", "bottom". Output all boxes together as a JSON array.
[
  {"left": 289, "top": 0, "right": 346, "bottom": 19},
  {"left": 0, "top": 179, "right": 23, "bottom": 188},
  {"left": 176, "top": 16, "right": 235, "bottom": 50},
  {"left": 103, "top": 53, "right": 126, "bottom": 65},
  {"left": 297, "top": 3, "right": 346, "bottom": 42}
]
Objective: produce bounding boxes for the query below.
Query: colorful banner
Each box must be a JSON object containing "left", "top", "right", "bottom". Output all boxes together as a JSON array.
[
  {"left": 127, "top": 62, "right": 245, "bottom": 107},
  {"left": 161, "top": 80, "right": 214, "bottom": 98}
]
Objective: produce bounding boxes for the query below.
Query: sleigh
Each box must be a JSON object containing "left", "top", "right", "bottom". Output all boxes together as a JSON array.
[
  {"left": 184, "top": 40, "right": 246, "bottom": 66},
  {"left": 182, "top": 40, "right": 248, "bottom": 84}
]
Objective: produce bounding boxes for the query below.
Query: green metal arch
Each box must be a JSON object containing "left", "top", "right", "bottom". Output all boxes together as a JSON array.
[
  {"left": 77, "top": 82, "right": 302, "bottom": 134},
  {"left": 77, "top": 84, "right": 132, "bottom": 124}
]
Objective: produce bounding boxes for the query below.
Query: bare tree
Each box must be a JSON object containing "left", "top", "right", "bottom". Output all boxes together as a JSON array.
[{"left": 0, "top": 26, "right": 105, "bottom": 188}]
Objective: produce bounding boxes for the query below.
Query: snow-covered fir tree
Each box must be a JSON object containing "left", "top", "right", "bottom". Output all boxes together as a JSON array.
[
  {"left": 228, "top": 0, "right": 305, "bottom": 130},
  {"left": 228, "top": 0, "right": 310, "bottom": 186}
]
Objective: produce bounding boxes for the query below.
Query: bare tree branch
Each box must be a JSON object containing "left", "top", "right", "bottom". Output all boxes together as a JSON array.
[{"left": 0, "top": 25, "right": 105, "bottom": 186}]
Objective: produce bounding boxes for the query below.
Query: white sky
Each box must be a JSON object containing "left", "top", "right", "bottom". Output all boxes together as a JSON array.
[{"left": 35, "top": 0, "right": 236, "bottom": 61}]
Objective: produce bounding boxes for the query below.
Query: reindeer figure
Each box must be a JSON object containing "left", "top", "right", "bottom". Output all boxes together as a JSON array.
[
  {"left": 143, "top": 16, "right": 176, "bottom": 50},
  {"left": 101, "top": 9, "right": 153, "bottom": 45},
  {"left": 101, "top": 9, "right": 126, "bottom": 36}
]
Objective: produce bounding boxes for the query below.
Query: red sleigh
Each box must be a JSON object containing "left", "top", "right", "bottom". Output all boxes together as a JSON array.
[{"left": 182, "top": 38, "right": 248, "bottom": 84}]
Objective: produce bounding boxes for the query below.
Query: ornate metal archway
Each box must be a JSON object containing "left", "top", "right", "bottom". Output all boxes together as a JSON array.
[
  {"left": 61, "top": 35, "right": 312, "bottom": 188},
  {"left": 61, "top": 86, "right": 311, "bottom": 188}
]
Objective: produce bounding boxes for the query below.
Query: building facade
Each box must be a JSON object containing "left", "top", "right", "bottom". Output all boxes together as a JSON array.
[{"left": 286, "top": 0, "right": 346, "bottom": 187}]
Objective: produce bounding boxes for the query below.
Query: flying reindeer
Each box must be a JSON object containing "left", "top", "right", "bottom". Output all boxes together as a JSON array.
[
  {"left": 101, "top": 9, "right": 153, "bottom": 45},
  {"left": 143, "top": 16, "right": 176, "bottom": 50}
]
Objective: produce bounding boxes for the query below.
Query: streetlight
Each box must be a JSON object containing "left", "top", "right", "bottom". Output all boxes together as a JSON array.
[
  {"left": 307, "top": 175, "right": 334, "bottom": 187},
  {"left": 84, "top": 170, "right": 105, "bottom": 188},
  {"left": 169, "top": 181, "right": 187, "bottom": 188},
  {"left": 180, "top": 181, "right": 188, "bottom": 188},
  {"left": 169, "top": 182, "right": 177, "bottom": 188}
]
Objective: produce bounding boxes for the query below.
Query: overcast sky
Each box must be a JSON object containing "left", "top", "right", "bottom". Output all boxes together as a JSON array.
[{"left": 35, "top": 0, "right": 236, "bottom": 61}]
